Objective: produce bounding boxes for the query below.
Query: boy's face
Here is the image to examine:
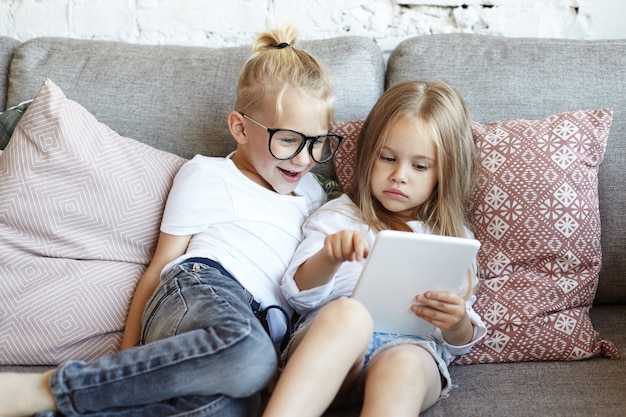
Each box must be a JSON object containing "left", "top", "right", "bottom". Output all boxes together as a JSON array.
[
  {"left": 234, "top": 92, "right": 328, "bottom": 194},
  {"left": 370, "top": 118, "right": 439, "bottom": 218}
]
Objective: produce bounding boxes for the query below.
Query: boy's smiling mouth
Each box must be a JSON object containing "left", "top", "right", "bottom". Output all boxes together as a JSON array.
[{"left": 279, "top": 167, "right": 301, "bottom": 180}]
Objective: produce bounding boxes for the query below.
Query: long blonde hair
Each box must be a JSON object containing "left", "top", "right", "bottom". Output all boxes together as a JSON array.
[
  {"left": 235, "top": 24, "right": 335, "bottom": 127},
  {"left": 349, "top": 80, "right": 476, "bottom": 237},
  {"left": 349, "top": 80, "right": 478, "bottom": 296}
]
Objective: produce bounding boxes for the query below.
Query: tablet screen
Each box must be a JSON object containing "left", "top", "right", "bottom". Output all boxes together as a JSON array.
[{"left": 351, "top": 230, "right": 480, "bottom": 336}]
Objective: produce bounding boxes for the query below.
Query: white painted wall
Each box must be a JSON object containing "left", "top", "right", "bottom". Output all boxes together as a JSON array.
[{"left": 0, "top": 0, "right": 624, "bottom": 56}]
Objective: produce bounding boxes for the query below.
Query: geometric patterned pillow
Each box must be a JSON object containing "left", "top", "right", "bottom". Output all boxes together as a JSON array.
[
  {"left": 0, "top": 79, "right": 186, "bottom": 365},
  {"left": 332, "top": 119, "right": 364, "bottom": 193},
  {"left": 454, "top": 109, "right": 619, "bottom": 363}
]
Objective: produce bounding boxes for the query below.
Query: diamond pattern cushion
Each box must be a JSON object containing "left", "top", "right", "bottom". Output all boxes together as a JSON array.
[
  {"left": 0, "top": 79, "right": 185, "bottom": 365},
  {"left": 455, "top": 109, "right": 618, "bottom": 363},
  {"left": 331, "top": 109, "right": 619, "bottom": 363},
  {"left": 332, "top": 119, "right": 363, "bottom": 192}
]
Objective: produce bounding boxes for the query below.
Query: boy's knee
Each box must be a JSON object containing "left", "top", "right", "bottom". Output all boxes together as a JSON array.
[{"left": 227, "top": 322, "right": 278, "bottom": 396}]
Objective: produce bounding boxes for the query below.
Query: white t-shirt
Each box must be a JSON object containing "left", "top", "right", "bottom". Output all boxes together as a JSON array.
[
  {"left": 161, "top": 154, "right": 326, "bottom": 322},
  {"left": 280, "top": 194, "right": 487, "bottom": 358}
]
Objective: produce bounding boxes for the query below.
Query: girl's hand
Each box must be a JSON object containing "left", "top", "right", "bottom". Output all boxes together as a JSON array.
[
  {"left": 323, "top": 230, "right": 369, "bottom": 262},
  {"left": 294, "top": 230, "right": 369, "bottom": 291},
  {"left": 411, "top": 291, "right": 473, "bottom": 346}
]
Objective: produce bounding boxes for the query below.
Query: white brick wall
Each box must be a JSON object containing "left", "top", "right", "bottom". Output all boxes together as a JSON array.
[{"left": 0, "top": 0, "right": 624, "bottom": 56}]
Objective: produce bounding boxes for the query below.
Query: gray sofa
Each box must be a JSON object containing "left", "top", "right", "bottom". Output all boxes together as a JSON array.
[{"left": 0, "top": 33, "right": 624, "bottom": 417}]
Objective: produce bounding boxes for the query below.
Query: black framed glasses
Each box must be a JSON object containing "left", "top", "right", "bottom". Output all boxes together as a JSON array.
[{"left": 239, "top": 112, "right": 343, "bottom": 163}]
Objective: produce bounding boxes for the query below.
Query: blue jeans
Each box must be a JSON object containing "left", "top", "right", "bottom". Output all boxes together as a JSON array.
[{"left": 47, "top": 260, "right": 277, "bottom": 417}]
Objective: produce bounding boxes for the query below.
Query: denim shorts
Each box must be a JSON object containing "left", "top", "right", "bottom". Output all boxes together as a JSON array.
[
  {"left": 287, "top": 306, "right": 453, "bottom": 403},
  {"left": 364, "top": 332, "right": 451, "bottom": 398}
]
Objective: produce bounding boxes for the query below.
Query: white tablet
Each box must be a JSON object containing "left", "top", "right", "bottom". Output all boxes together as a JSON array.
[{"left": 351, "top": 230, "right": 481, "bottom": 337}]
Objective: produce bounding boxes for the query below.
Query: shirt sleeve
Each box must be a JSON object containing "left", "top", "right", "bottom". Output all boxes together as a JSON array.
[
  {"left": 160, "top": 156, "right": 232, "bottom": 236},
  {"left": 280, "top": 221, "right": 336, "bottom": 315},
  {"left": 280, "top": 195, "right": 363, "bottom": 315},
  {"left": 434, "top": 294, "right": 488, "bottom": 361}
]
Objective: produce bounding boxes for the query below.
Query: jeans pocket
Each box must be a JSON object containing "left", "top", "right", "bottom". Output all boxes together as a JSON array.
[{"left": 141, "top": 277, "right": 187, "bottom": 344}]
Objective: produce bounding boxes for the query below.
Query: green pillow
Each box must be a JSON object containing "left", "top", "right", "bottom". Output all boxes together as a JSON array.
[{"left": 0, "top": 100, "right": 31, "bottom": 150}]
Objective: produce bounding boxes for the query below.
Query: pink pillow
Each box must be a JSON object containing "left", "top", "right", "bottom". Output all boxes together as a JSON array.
[
  {"left": 332, "top": 109, "right": 619, "bottom": 362},
  {"left": 0, "top": 79, "right": 186, "bottom": 364},
  {"left": 456, "top": 109, "right": 618, "bottom": 363},
  {"left": 332, "top": 120, "right": 363, "bottom": 192}
]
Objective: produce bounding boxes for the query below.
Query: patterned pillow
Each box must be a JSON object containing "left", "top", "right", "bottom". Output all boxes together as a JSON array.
[
  {"left": 331, "top": 110, "right": 619, "bottom": 362},
  {"left": 0, "top": 79, "right": 186, "bottom": 365},
  {"left": 332, "top": 120, "right": 364, "bottom": 192},
  {"left": 454, "top": 109, "right": 618, "bottom": 363}
]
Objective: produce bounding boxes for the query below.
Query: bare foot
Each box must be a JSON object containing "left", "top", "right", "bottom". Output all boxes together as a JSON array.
[{"left": 0, "top": 371, "right": 57, "bottom": 416}]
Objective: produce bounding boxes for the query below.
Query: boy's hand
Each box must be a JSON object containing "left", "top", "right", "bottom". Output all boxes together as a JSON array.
[
  {"left": 323, "top": 230, "right": 369, "bottom": 262},
  {"left": 411, "top": 291, "right": 473, "bottom": 345}
]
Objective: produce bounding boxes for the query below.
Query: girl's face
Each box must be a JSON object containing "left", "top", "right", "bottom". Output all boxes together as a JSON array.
[
  {"left": 370, "top": 118, "right": 438, "bottom": 218},
  {"left": 234, "top": 92, "right": 327, "bottom": 194}
]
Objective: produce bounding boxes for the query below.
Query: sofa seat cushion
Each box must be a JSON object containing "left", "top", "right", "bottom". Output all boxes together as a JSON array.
[{"left": 0, "top": 79, "right": 185, "bottom": 365}]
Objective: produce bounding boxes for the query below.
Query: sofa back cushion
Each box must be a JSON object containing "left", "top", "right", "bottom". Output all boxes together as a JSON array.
[
  {"left": 6, "top": 36, "right": 384, "bottom": 180},
  {"left": 386, "top": 34, "right": 626, "bottom": 305}
]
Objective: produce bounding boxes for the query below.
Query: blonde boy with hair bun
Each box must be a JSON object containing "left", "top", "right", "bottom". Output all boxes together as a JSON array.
[{"left": 0, "top": 24, "right": 342, "bottom": 417}]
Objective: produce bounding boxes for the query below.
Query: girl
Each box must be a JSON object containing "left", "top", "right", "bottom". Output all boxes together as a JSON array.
[
  {"left": 0, "top": 25, "right": 342, "bottom": 417},
  {"left": 263, "top": 80, "right": 487, "bottom": 417}
]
